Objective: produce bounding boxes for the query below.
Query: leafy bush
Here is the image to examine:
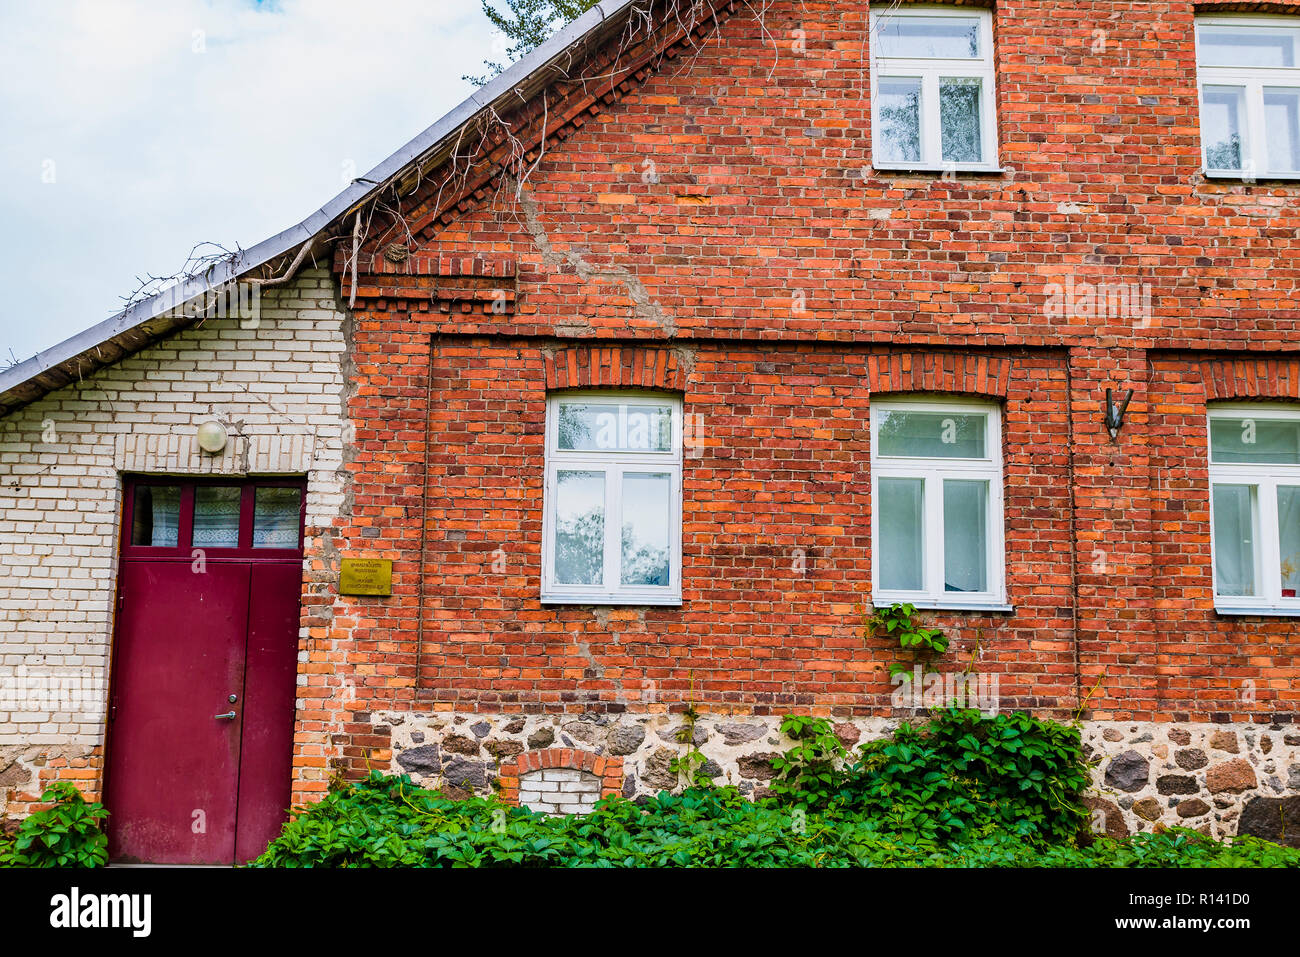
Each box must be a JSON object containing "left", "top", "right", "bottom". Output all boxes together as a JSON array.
[
  {"left": 254, "top": 710, "right": 1296, "bottom": 869},
  {"left": 0, "top": 782, "right": 109, "bottom": 868},
  {"left": 770, "top": 709, "right": 1089, "bottom": 846},
  {"left": 253, "top": 771, "right": 1299, "bottom": 868}
]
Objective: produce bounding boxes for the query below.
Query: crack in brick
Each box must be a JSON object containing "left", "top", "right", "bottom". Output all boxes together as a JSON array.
[{"left": 516, "top": 183, "right": 677, "bottom": 336}]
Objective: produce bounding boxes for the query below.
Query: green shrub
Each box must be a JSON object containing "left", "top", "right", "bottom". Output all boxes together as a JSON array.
[
  {"left": 0, "top": 782, "right": 109, "bottom": 868},
  {"left": 253, "top": 771, "right": 1299, "bottom": 868},
  {"left": 253, "top": 710, "right": 1296, "bottom": 869},
  {"left": 769, "top": 709, "right": 1089, "bottom": 846}
]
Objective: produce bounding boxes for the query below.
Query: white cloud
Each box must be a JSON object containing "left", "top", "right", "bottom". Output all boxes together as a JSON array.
[{"left": 0, "top": 0, "right": 497, "bottom": 361}]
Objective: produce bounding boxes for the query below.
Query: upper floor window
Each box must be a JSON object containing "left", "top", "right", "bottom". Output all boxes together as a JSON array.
[
  {"left": 541, "top": 392, "right": 682, "bottom": 605},
  {"left": 870, "top": 397, "right": 1007, "bottom": 610},
  {"left": 869, "top": 5, "right": 1000, "bottom": 172},
  {"left": 1196, "top": 17, "right": 1300, "bottom": 178},
  {"left": 1208, "top": 404, "right": 1300, "bottom": 614}
]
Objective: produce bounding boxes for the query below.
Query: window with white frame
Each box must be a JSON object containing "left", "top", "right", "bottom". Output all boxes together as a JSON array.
[
  {"left": 869, "top": 5, "right": 1000, "bottom": 171},
  {"left": 1196, "top": 16, "right": 1300, "bottom": 178},
  {"left": 870, "top": 398, "right": 1007, "bottom": 609},
  {"left": 1208, "top": 404, "right": 1300, "bottom": 614},
  {"left": 541, "top": 392, "right": 682, "bottom": 604}
]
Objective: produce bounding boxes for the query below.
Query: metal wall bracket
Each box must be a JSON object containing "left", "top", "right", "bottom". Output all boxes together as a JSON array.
[{"left": 1104, "top": 388, "right": 1133, "bottom": 440}]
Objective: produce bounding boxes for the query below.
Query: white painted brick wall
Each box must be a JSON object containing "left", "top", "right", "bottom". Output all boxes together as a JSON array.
[
  {"left": 518, "top": 767, "right": 603, "bottom": 815},
  {"left": 0, "top": 269, "right": 349, "bottom": 751}
]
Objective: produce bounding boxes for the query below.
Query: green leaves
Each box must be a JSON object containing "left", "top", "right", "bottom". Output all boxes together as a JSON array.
[
  {"left": 0, "top": 782, "right": 109, "bottom": 868},
  {"left": 248, "top": 766, "right": 1300, "bottom": 869},
  {"left": 867, "top": 602, "right": 949, "bottom": 677}
]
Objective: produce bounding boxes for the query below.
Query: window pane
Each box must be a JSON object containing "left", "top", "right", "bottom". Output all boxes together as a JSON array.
[
  {"left": 1200, "top": 27, "right": 1297, "bottom": 68},
  {"left": 1264, "top": 87, "right": 1300, "bottom": 173},
  {"left": 557, "top": 402, "right": 672, "bottom": 452},
  {"left": 253, "top": 487, "right": 301, "bottom": 548},
  {"left": 940, "top": 77, "right": 983, "bottom": 163},
  {"left": 878, "top": 477, "right": 924, "bottom": 591},
  {"left": 877, "top": 16, "right": 980, "bottom": 58},
  {"left": 621, "top": 472, "right": 671, "bottom": 586},
  {"left": 1213, "top": 484, "right": 1257, "bottom": 597},
  {"left": 1209, "top": 416, "right": 1300, "bottom": 464},
  {"left": 1280, "top": 486, "right": 1300, "bottom": 598},
  {"left": 130, "top": 486, "right": 180, "bottom": 547},
  {"left": 944, "top": 480, "right": 988, "bottom": 593},
  {"left": 1202, "top": 85, "right": 1246, "bottom": 170},
  {"left": 554, "top": 470, "right": 605, "bottom": 585},
  {"left": 193, "top": 486, "right": 242, "bottom": 548},
  {"left": 876, "top": 78, "right": 922, "bottom": 163},
  {"left": 877, "top": 410, "right": 987, "bottom": 458}
]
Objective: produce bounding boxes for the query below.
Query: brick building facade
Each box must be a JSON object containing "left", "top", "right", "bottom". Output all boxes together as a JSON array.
[{"left": 3, "top": 0, "right": 1300, "bottom": 859}]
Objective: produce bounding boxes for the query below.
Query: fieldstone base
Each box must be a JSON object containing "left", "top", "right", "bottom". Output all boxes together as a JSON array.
[{"left": 377, "top": 711, "right": 1299, "bottom": 842}]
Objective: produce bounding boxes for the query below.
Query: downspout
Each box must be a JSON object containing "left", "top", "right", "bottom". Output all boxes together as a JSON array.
[
  {"left": 414, "top": 334, "right": 439, "bottom": 699},
  {"left": 1065, "top": 349, "right": 1082, "bottom": 715}
]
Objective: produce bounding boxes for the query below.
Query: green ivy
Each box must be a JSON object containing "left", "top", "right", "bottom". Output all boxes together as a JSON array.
[
  {"left": 0, "top": 782, "right": 109, "bottom": 868},
  {"left": 251, "top": 769, "right": 1298, "bottom": 869},
  {"left": 252, "top": 711, "right": 1297, "bottom": 868},
  {"left": 768, "top": 715, "right": 848, "bottom": 811},
  {"left": 865, "top": 602, "right": 950, "bottom": 678}
]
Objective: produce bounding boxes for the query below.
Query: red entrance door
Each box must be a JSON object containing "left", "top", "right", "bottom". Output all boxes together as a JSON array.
[{"left": 104, "top": 478, "right": 305, "bottom": 864}]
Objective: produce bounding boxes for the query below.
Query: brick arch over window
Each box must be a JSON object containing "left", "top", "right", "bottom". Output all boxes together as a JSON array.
[
  {"left": 1201, "top": 359, "right": 1300, "bottom": 402},
  {"left": 544, "top": 347, "right": 688, "bottom": 392},
  {"left": 497, "top": 748, "right": 623, "bottom": 807},
  {"left": 866, "top": 353, "right": 1012, "bottom": 399}
]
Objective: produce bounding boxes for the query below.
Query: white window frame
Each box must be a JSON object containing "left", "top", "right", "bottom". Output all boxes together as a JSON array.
[
  {"left": 869, "top": 4, "right": 1001, "bottom": 172},
  {"left": 870, "top": 396, "right": 1008, "bottom": 611},
  {"left": 1207, "top": 403, "right": 1300, "bottom": 616},
  {"left": 1195, "top": 15, "right": 1300, "bottom": 180},
  {"left": 541, "top": 391, "right": 683, "bottom": 605}
]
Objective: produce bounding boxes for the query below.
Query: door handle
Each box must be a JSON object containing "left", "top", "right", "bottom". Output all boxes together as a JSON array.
[{"left": 214, "top": 711, "right": 237, "bottom": 720}]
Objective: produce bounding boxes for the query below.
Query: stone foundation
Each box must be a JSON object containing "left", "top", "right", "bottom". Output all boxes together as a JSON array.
[{"left": 376, "top": 710, "right": 1299, "bottom": 844}]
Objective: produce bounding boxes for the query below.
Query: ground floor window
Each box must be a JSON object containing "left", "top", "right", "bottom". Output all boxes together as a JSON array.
[
  {"left": 541, "top": 392, "right": 682, "bottom": 605},
  {"left": 869, "top": 397, "right": 1007, "bottom": 610},
  {"left": 1208, "top": 403, "right": 1300, "bottom": 614}
]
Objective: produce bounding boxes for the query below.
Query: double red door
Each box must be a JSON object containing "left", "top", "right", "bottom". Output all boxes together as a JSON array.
[{"left": 104, "top": 477, "right": 305, "bottom": 864}]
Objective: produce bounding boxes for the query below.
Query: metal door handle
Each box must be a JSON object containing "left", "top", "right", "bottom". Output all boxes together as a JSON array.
[{"left": 214, "top": 711, "right": 237, "bottom": 720}]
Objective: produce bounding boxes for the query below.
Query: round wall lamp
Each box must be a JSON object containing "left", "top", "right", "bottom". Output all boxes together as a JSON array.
[{"left": 196, "top": 420, "right": 228, "bottom": 455}]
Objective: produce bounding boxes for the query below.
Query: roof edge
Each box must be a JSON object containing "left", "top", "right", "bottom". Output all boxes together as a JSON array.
[{"left": 0, "top": 0, "right": 642, "bottom": 413}]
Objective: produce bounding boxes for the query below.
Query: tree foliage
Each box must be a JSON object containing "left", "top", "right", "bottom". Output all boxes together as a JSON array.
[{"left": 466, "top": 0, "right": 602, "bottom": 85}]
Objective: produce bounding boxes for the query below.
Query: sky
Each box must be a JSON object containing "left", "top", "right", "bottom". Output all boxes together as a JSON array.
[{"left": 0, "top": 0, "right": 503, "bottom": 363}]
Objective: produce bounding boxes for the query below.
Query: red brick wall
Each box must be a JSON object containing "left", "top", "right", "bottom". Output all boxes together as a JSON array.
[{"left": 299, "top": 0, "right": 1300, "bottom": 794}]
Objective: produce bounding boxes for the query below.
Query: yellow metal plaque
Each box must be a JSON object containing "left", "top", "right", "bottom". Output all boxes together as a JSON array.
[{"left": 340, "top": 558, "right": 393, "bottom": 596}]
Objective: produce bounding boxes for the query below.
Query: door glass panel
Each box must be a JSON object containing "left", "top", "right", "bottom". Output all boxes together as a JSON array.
[
  {"left": 944, "top": 479, "right": 988, "bottom": 593},
  {"left": 1212, "top": 484, "right": 1257, "bottom": 597},
  {"left": 1279, "top": 486, "right": 1300, "bottom": 598},
  {"left": 554, "top": 470, "right": 605, "bottom": 585},
  {"left": 621, "top": 472, "right": 672, "bottom": 586},
  {"left": 876, "top": 78, "right": 922, "bottom": 163},
  {"left": 878, "top": 477, "right": 924, "bottom": 591},
  {"left": 130, "top": 485, "right": 181, "bottom": 547},
  {"left": 1264, "top": 87, "right": 1300, "bottom": 173},
  {"left": 1199, "top": 27, "right": 1298, "bottom": 68},
  {"left": 877, "top": 410, "right": 987, "bottom": 458},
  {"left": 940, "top": 77, "right": 983, "bottom": 163},
  {"left": 557, "top": 402, "right": 672, "bottom": 452},
  {"left": 193, "top": 486, "right": 242, "bottom": 548},
  {"left": 876, "top": 16, "right": 980, "bottom": 58},
  {"left": 1202, "top": 85, "right": 1247, "bottom": 170},
  {"left": 252, "top": 487, "right": 302, "bottom": 548},
  {"left": 1209, "top": 416, "right": 1300, "bottom": 464}
]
